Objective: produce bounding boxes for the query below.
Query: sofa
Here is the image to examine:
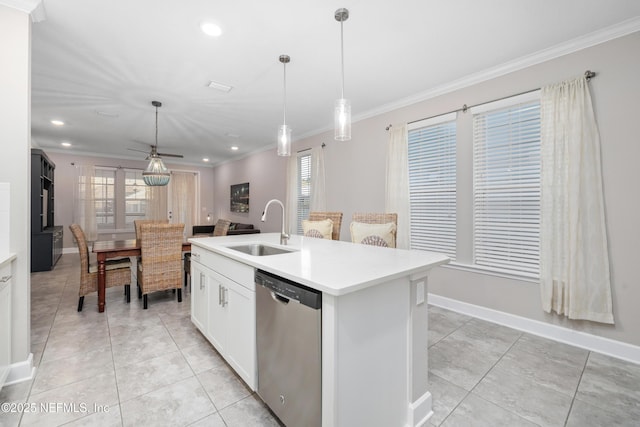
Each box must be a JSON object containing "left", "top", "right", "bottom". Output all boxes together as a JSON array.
[{"left": 192, "top": 223, "right": 260, "bottom": 236}]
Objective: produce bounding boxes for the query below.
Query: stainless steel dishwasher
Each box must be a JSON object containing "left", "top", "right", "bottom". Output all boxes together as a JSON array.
[{"left": 255, "top": 269, "right": 322, "bottom": 427}]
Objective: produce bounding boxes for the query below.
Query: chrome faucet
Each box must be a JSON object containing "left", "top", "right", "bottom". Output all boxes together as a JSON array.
[{"left": 261, "top": 199, "right": 289, "bottom": 245}]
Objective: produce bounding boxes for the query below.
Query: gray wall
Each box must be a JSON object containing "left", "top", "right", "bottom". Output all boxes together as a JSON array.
[
  {"left": 45, "top": 152, "right": 215, "bottom": 249},
  {"left": 211, "top": 32, "right": 640, "bottom": 347}
]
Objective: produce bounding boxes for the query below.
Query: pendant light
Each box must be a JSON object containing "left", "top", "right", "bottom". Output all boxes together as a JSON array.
[
  {"left": 277, "top": 54, "right": 292, "bottom": 156},
  {"left": 334, "top": 8, "right": 351, "bottom": 141},
  {"left": 142, "top": 101, "right": 171, "bottom": 186}
]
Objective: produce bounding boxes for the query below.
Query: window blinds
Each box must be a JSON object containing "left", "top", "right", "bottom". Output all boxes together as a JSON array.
[
  {"left": 472, "top": 99, "right": 540, "bottom": 277},
  {"left": 408, "top": 114, "right": 457, "bottom": 258},
  {"left": 296, "top": 153, "right": 311, "bottom": 234}
]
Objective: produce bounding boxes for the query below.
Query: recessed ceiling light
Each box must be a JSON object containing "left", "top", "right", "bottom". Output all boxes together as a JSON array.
[
  {"left": 61, "top": 142, "right": 71, "bottom": 147},
  {"left": 51, "top": 120, "right": 64, "bottom": 126},
  {"left": 201, "top": 22, "right": 222, "bottom": 37},
  {"left": 231, "top": 146, "right": 239, "bottom": 151},
  {"left": 202, "top": 158, "right": 210, "bottom": 162},
  {"left": 207, "top": 80, "right": 233, "bottom": 92}
]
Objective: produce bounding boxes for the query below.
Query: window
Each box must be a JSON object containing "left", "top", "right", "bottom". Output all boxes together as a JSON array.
[
  {"left": 94, "top": 168, "right": 115, "bottom": 229},
  {"left": 472, "top": 94, "right": 540, "bottom": 277},
  {"left": 94, "top": 167, "right": 147, "bottom": 231},
  {"left": 408, "top": 113, "right": 457, "bottom": 259},
  {"left": 124, "top": 169, "right": 147, "bottom": 225},
  {"left": 296, "top": 153, "right": 311, "bottom": 234}
]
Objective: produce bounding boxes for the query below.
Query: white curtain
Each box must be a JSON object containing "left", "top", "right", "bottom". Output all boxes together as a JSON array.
[
  {"left": 309, "top": 146, "right": 326, "bottom": 212},
  {"left": 169, "top": 171, "right": 196, "bottom": 235},
  {"left": 385, "top": 123, "right": 411, "bottom": 249},
  {"left": 540, "top": 76, "right": 613, "bottom": 324},
  {"left": 285, "top": 155, "right": 298, "bottom": 236},
  {"left": 145, "top": 185, "right": 168, "bottom": 221},
  {"left": 73, "top": 164, "right": 97, "bottom": 241}
]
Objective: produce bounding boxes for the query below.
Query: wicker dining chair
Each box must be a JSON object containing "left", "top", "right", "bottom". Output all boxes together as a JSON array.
[
  {"left": 307, "top": 212, "right": 343, "bottom": 240},
  {"left": 134, "top": 219, "right": 169, "bottom": 240},
  {"left": 137, "top": 223, "right": 185, "bottom": 309},
  {"left": 350, "top": 212, "right": 398, "bottom": 248},
  {"left": 69, "top": 224, "right": 132, "bottom": 311}
]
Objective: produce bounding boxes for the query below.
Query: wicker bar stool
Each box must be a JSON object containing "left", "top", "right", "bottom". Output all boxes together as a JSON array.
[
  {"left": 307, "top": 212, "right": 343, "bottom": 240},
  {"left": 350, "top": 213, "right": 398, "bottom": 248}
]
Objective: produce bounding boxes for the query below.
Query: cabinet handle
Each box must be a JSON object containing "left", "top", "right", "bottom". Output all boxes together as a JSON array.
[
  {"left": 192, "top": 252, "right": 201, "bottom": 260},
  {"left": 199, "top": 273, "right": 204, "bottom": 290},
  {"left": 0, "top": 275, "right": 11, "bottom": 283},
  {"left": 223, "top": 287, "right": 228, "bottom": 307}
]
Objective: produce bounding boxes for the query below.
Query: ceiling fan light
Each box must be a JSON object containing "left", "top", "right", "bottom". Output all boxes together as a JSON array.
[
  {"left": 143, "top": 100, "right": 171, "bottom": 186},
  {"left": 143, "top": 156, "right": 170, "bottom": 186}
]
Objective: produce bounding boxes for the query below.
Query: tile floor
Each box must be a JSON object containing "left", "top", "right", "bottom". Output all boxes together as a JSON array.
[{"left": 1, "top": 254, "right": 639, "bottom": 426}]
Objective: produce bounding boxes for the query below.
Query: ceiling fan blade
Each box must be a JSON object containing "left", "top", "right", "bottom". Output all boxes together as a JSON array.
[
  {"left": 127, "top": 147, "right": 149, "bottom": 154},
  {"left": 157, "top": 152, "right": 184, "bottom": 158}
]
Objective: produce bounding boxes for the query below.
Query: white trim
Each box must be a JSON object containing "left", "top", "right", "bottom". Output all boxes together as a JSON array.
[
  {"left": 428, "top": 294, "right": 640, "bottom": 365},
  {"left": 407, "top": 112, "right": 457, "bottom": 131},
  {"left": 407, "top": 391, "right": 433, "bottom": 427},
  {"left": 62, "top": 247, "right": 78, "bottom": 255},
  {"left": 469, "top": 90, "right": 540, "bottom": 115},
  {"left": 4, "top": 353, "right": 35, "bottom": 386}
]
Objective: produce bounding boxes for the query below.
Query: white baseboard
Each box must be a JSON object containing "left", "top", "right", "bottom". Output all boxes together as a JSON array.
[
  {"left": 428, "top": 294, "right": 640, "bottom": 365},
  {"left": 5, "top": 353, "right": 36, "bottom": 386},
  {"left": 62, "top": 247, "right": 78, "bottom": 254},
  {"left": 407, "top": 391, "right": 433, "bottom": 427}
]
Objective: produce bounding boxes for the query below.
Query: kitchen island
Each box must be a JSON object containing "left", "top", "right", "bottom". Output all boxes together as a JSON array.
[{"left": 189, "top": 233, "right": 449, "bottom": 427}]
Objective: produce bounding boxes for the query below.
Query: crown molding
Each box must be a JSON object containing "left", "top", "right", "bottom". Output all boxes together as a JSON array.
[
  {"left": 353, "top": 16, "right": 640, "bottom": 125},
  {"left": 0, "top": 0, "right": 45, "bottom": 21}
]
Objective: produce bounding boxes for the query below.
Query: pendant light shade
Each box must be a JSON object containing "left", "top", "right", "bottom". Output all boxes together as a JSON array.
[
  {"left": 334, "top": 8, "right": 351, "bottom": 141},
  {"left": 143, "top": 101, "right": 170, "bottom": 186},
  {"left": 277, "top": 54, "right": 291, "bottom": 156}
]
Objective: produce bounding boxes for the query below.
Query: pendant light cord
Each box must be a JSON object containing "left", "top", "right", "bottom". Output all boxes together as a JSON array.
[
  {"left": 283, "top": 61, "right": 287, "bottom": 126},
  {"left": 340, "top": 19, "right": 345, "bottom": 99}
]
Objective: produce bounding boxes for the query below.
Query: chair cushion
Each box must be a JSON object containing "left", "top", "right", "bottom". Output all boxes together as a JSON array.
[
  {"left": 89, "top": 259, "right": 131, "bottom": 274},
  {"left": 350, "top": 221, "right": 396, "bottom": 248},
  {"left": 303, "top": 219, "right": 334, "bottom": 239}
]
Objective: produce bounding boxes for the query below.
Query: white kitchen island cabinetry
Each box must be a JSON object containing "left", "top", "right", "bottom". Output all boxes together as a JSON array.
[
  {"left": 190, "top": 233, "right": 449, "bottom": 427},
  {"left": 190, "top": 246, "right": 256, "bottom": 390}
]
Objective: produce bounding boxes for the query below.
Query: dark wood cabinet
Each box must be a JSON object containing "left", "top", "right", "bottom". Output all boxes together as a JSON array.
[{"left": 31, "top": 149, "right": 62, "bottom": 272}]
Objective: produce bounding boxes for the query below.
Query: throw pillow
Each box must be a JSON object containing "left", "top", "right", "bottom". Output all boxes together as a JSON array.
[
  {"left": 302, "top": 218, "right": 334, "bottom": 239},
  {"left": 349, "top": 221, "right": 396, "bottom": 248}
]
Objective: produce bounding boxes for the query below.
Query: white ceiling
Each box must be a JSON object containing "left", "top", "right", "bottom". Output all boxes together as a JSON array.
[{"left": 26, "top": 0, "right": 640, "bottom": 166}]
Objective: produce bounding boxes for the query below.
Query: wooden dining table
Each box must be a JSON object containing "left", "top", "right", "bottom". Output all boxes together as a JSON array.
[{"left": 92, "top": 239, "right": 191, "bottom": 312}]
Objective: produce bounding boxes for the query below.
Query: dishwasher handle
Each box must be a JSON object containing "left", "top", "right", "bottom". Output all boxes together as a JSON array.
[{"left": 271, "top": 291, "right": 291, "bottom": 305}]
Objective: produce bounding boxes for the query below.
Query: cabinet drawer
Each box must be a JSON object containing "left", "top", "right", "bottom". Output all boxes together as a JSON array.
[{"left": 191, "top": 246, "right": 254, "bottom": 290}]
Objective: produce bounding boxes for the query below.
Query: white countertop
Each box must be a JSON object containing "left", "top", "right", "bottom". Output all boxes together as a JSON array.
[{"left": 189, "top": 233, "right": 449, "bottom": 296}]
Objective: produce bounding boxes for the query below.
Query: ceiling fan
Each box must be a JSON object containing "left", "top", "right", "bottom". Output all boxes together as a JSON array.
[{"left": 127, "top": 101, "right": 183, "bottom": 159}]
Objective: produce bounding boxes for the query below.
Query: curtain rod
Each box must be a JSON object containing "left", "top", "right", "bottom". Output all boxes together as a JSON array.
[
  {"left": 297, "top": 142, "right": 326, "bottom": 153},
  {"left": 385, "top": 70, "right": 597, "bottom": 130}
]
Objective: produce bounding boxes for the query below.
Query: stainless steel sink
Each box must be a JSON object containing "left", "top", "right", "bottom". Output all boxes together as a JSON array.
[{"left": 227, "top": 243, "right": 296, "bottom": 256}]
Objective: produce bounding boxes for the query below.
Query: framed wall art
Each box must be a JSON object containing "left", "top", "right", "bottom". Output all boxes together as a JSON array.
[{"left": 230, "top": 182, "right": 249, "bottom": 213}]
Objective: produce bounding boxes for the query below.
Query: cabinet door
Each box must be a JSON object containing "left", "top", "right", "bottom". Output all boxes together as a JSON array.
[
  {"left": 190, "top": 261, "right": 208, "bottom": 334},
  {"left": 207, "top": 271, "right": 227, "bottom": 354},
  {"left": 225, "top": 280, "right": 256, "bottom": 390}
]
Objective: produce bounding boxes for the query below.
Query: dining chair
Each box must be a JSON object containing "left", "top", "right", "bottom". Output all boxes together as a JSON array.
[
  {"left": 134, "top": 219, "right": 169, "bottom": 240},
  {"left": 69, "top": 224, "right": 132, "bottom": 311},
  {"left": 350, "top": 213, "right": 398, "bottom": 248},
  {"left": 306, "top": 212, "right": 343, "bottom": 240},
  {"left": 137, "top": 223, "right": 185, "bottom": 309}
]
